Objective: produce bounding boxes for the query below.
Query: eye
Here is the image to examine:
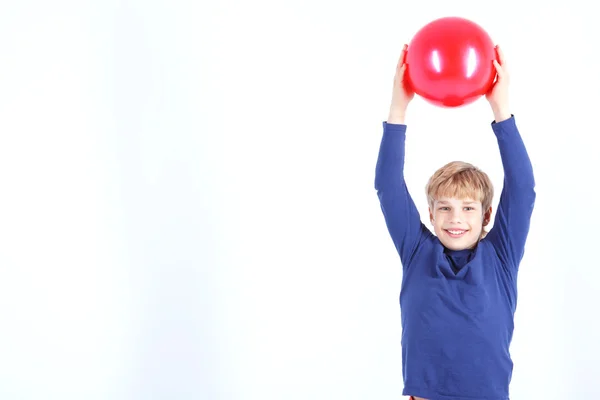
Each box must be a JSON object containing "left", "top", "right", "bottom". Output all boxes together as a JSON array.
[
  {"left": 464, "top": 207, "right": 475, "bottom": 211},
  {"left": 439, "top": 207, "right": 450, "bottom": 211}
]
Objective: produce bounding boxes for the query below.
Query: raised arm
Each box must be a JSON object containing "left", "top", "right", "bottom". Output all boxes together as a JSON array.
[
  {"left": 486, "top": 117, "right": 536, "bottom": 268},
  {"left": 484, "top": 46, "right": 536, "bottom": 270},
  {"left": 375, "top": 124, "right": 429, "bottom": 267},
  {"left": 375, "top": 44, "right": 430, "bottom": 268}
]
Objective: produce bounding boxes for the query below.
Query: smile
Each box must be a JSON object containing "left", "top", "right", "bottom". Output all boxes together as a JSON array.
[{"left": 445, "top": 229, "right": 468, "bottom": 238}]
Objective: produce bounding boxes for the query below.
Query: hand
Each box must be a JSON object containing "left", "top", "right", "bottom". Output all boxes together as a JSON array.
[
  {"left": 387, "top": 44, "right": 414, "bottom": 124},
  {"left": 486, "top": 45, "right": 511, "bottom": 122}
]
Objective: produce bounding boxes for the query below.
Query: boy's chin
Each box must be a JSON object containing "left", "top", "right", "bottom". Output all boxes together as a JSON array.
[
  {"left": 439, "top": 236, "right": 479, "bottom": 250},
  {"left": 444, "top": 242, "right": 472, "bottom": 251}
]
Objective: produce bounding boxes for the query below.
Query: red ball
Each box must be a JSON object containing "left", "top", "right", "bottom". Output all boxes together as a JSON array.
[{"left": 405, "top": 17, "right": 497, "bottom": 108}]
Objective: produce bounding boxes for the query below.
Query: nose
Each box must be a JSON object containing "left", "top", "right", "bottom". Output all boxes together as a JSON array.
[{"left": 450, "top": 209, "right": 463, "bottom": 223}]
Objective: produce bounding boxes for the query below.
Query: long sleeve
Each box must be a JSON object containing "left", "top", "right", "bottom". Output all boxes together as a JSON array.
[
  {"left": 375, "top": 121, "right": 430, "bottom": 269},
  {"left": 486, "top": 116, "right": 536, "bottom": 271}
]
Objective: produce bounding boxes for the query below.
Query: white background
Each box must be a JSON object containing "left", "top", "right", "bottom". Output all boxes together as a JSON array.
[{"left": 0, "top": 0, "right": 598, "bottom": 399}]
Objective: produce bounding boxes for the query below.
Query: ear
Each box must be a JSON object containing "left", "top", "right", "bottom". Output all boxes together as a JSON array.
[
  {"left": 429, "top": 207, "right": 434, "bottom": 224},
  {"left": 482, "top": 206, "right": 493, "bottom": 226}
]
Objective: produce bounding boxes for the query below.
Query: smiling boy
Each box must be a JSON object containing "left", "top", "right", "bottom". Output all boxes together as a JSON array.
[{"left": 375, "top": 45, "right": 536, "bottom": 400}]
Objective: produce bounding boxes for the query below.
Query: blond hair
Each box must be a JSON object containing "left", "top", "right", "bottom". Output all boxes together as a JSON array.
[{"left": 425, "top": 161, "right": 494, "bottom": 212}]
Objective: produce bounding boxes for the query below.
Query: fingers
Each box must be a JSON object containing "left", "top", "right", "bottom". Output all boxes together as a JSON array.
[
  {"left": 495, "top": 45, "right": 508, "bottom": 73},
  {"left": 492, "top": 45, "right": 509, "bottom": 81},
  {"left": 493, "top": 59, "right": 502, "bottom": 74},
  {"left": 397, "top": 44, "right": 408, "bottom": 70},
  {"left": 492, "top": 60, "right": 504, "bottom": 80},
  {"left": 398, "top": 63, "right": 407, "bottom": 81},
  {"left": 394, "top": 64, "right": 407, "bottom": 86},
  {"left": 495, "top": 45, "right": 506, "bottom": 66}
]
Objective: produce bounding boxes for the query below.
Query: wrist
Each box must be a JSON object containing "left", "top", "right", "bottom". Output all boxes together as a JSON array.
[
  {"left": 388, "top": 109, "right": 407, "bottom": 124},
  {"left": 491, "top": 104, "right": 511, "bottom": 122}
]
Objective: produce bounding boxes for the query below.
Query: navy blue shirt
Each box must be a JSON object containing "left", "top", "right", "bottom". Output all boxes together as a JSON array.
[{"left": 375, "top": 116, "right": 535, "bottom": 400}]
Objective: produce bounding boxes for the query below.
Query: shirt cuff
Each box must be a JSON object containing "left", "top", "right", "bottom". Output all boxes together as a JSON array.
[{"left": 382, "top": 121, "right": 407, "bottom": 131}]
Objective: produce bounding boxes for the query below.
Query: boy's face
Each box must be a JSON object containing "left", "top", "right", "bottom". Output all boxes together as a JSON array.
[{"left": 429, "top": 196, "right": 492, "bottom": 250}]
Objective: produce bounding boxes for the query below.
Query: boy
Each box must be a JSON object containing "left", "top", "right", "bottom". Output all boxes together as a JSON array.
[{"left": 375, "top": 44, "right": 536, "bottom": 400}]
